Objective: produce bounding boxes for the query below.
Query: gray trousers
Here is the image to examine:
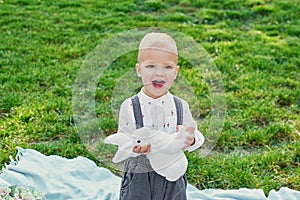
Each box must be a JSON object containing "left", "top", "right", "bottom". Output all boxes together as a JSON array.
[{"left": 119, "top": 155, "right": 187, "bottom": 200}]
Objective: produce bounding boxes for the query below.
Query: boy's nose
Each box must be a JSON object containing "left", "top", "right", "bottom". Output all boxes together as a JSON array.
[{"left": 154, "top": 68, "right": 164, "bottom": 76}]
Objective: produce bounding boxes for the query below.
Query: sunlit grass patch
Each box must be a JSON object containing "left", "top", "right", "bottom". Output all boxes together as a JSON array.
[{"left": 0, "top": 0, "right": 299, "bottom": 194}]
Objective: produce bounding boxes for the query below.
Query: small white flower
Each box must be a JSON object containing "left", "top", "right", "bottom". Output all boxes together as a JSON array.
[{"left": 0, "top": 185, "right": 45, "bottom": 200}]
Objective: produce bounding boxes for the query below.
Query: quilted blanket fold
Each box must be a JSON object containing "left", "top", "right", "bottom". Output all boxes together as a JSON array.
[{"left": 1, "top": 147, "right": 299, "bottom": 200}]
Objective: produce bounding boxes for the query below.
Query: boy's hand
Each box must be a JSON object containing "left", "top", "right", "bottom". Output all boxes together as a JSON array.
[
  {"left": 183, "top": 127, "right": 195, "bottom": 149},
  {"left": 133, "top": 144, "right": 151, "bottom": 154}
]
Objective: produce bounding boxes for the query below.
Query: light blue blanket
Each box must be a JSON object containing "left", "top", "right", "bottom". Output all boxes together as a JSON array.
[{"left": 0, "top": 147, "right": 299, "bottom": 200}]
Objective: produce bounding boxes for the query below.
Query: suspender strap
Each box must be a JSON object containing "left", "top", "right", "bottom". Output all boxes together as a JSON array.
[
  {"left": 173, "top": 96, "right": 183, "bottom": 126},
  {"left": 131, "top": 95, "right": 144, "bottom": 129},
  {"left": 130, "top": 95, "right": 183, "bottom": 129}
]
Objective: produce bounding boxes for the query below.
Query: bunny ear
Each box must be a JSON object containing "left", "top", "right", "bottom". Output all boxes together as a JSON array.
[
  {"left": 104, "top": 133, "right": 135, "bottom": 163},
  {"left": 112, "top": 147, "right": 133, "bottom": 163},
  {"left": 104, "top": 132, "right": 130, "bottom": 146}
]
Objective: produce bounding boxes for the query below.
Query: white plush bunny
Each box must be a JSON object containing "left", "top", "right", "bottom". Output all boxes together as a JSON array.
[{"left": 104, "top": 126, "right": 190, "bottom": 181}]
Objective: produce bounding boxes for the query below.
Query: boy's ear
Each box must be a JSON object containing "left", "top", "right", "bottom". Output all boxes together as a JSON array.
[
  {"left": 136, "top": 63, "right": 141, "bottom": 77},
  {"left": 174, "top": 65, "right": 180, "bottom": 78},
  {"left": 176, "top": 65, "right": 180, "bottom": 72}
]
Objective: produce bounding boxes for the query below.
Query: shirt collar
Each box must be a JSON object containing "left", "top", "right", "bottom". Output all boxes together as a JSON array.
[{"left": 138, "top": 88, "right": 172, "bottom": 104}]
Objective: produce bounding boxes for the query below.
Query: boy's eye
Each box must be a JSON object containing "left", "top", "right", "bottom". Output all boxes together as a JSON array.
[
  {"left": 146, "top": 65, "right": 155, "bottom": 68},
  {"left": 165, "top": 66, "right": 173, "bottom": 69}
]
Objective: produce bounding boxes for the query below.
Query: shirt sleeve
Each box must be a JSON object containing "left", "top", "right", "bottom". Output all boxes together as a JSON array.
[
  {"left": 117, "top": 98, "right": 136, "bottom": 134},
  {"left": 117, "top": 98, "right": 141, "bottom": 158},
  {"left": 181, "top": 99, "right": 205, "bottom": 152}
]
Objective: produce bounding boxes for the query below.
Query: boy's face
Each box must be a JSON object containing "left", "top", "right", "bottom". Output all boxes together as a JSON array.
[{"left": 136, "top": 48, "right": 179, "bottom": 99}]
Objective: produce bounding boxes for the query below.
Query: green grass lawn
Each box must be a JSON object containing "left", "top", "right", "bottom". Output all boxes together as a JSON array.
[{"left": 1, "top": 0, "right": 299, "bottom": 195}]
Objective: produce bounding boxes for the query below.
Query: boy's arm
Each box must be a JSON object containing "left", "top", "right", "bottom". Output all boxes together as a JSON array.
[
  {"left": 117, "top": 98, "right": 136, "bottom": 133},
  {"left": 181, "top": 99, "right": 205, "bottom": 152},
  {"left": 118, "top": 99, "right": 151, "bottom": 154},
  {"left": 186, "top": 130, "right": 205, "bottom": 152}
]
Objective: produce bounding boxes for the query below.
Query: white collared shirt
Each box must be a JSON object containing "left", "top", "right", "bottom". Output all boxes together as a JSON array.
[{"left": 118, "top": 89, "right": 204, "bottom": 152}]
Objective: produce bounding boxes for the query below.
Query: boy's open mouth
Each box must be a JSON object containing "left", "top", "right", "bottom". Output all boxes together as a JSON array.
[{"left": 152, "top": 80, "right": 165, "bottom": 88}]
